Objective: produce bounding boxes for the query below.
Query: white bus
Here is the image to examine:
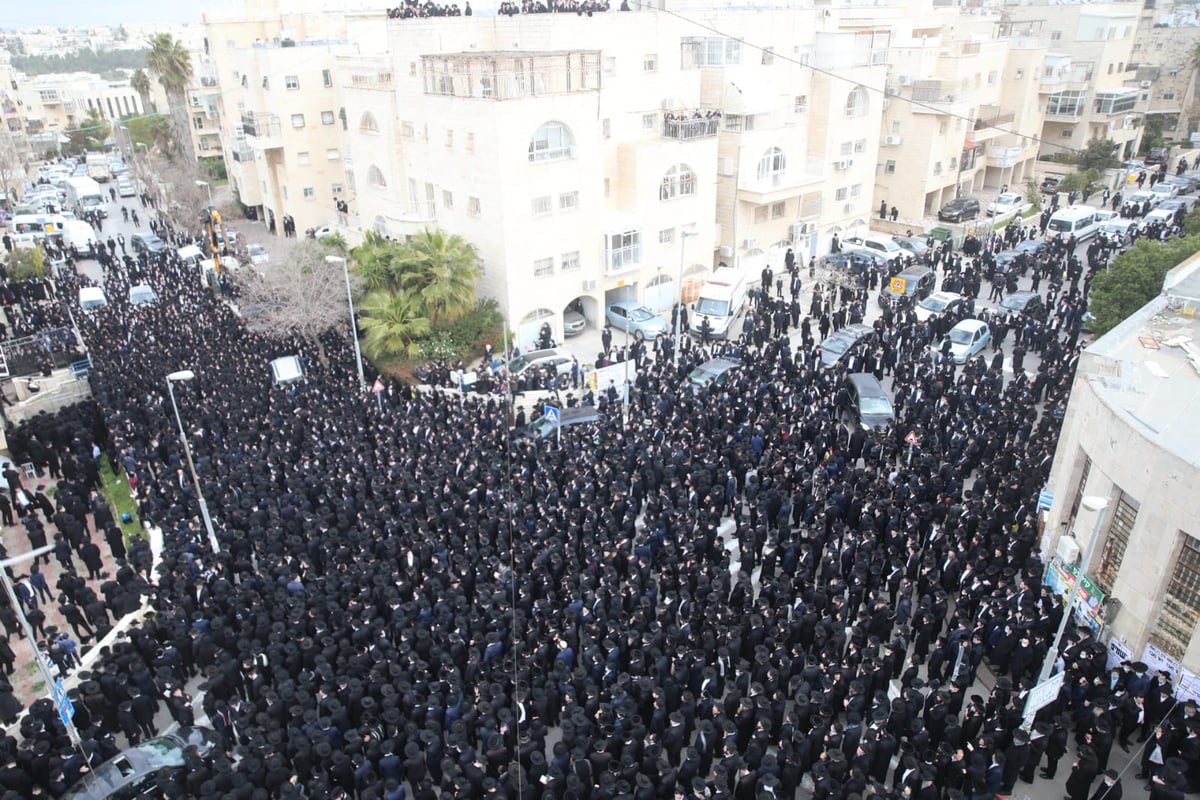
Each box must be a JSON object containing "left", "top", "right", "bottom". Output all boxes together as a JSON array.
[{"left": 64, "top": 176, "right": 106, "bottom": 218}]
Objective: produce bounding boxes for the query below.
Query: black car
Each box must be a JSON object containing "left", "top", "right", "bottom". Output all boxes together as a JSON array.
[
  {"left": 819, "top": 324, "right": 876, "bottom": 367},
  {"left": 130, "top": 232, "right": 168, "bottom": 255},
  {"left": 516, "top": 406, "right": 604, "bottom": 439},
  {"left": 821, "top": 251, "right": 887, "bottom": 282},
  {"left": 937, "top": 198, "right": 980, "bottom": 223},
  {"left": 999, "top": 290, "right": 1046, "bottom": 320},
  {"left": 840, "top": 373, "right": 895, "bottom": 431},
  {"left": 62, "top": 727, "right": 219, "bottom": 799}
]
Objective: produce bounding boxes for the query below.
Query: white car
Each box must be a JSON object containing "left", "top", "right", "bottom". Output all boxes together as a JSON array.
[
  {"left": 245, "top": 243, "right": 270, "bottom": 266},
  {"left": 844, "top": 234, "right": 905, "bottom": 265},
  {"left": 1099, "top": 219, "right": 1138, "bottom": 245},
  {"left": 986, "top": 192, "right": 1027, "bottom": 216},
  {"left": 117, "top": 180, "right": 136, "bottom": 197},
  {"left": 914, "top": 291, "right": 963, "bottom": 323},
  {"left": 311, "top": 225, "right": 335, "bottom": 240}
]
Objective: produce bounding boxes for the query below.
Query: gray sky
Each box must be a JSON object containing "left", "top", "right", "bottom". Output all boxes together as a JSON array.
[{"left": 0, "top": 0, "right": 207, "bottom": 29}]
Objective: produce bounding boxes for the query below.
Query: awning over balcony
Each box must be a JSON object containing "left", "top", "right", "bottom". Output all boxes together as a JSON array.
[{"left": 723, "top": 74, "right": 780, "bottom": 115}]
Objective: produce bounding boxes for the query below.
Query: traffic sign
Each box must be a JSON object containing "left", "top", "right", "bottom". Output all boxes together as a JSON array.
[
  {"left": 1022, "top": 671, "right": 1065, "bottom": 726},
  {"left": 890, "top": 276, "right": 907, "bottom": 294},
  {"left": 905, "top": 431, "right": 921, "bottom": 446},
  {"left": 543, "top": 406, "right": 560, "bottom": 425}
]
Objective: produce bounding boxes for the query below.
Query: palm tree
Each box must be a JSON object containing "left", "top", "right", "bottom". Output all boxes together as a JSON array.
[
  {"left": 144, "top": 33, "right": 193, "bottom": 160},
  {"left": 359, "top": 290, "right": 431, "bottom": 360},
  {"left": 131, "top": 68, "right": 153, "bottom": 113},
  {"left": 352, "top": 231, "right": 405, "bottom": 292},
  {"left": 397, "top": 230, "right": 482, "bottom": 325}
]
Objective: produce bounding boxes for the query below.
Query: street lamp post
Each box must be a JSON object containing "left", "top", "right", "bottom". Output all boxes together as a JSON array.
[
  {"left": 166, "top": 370, "right": 220, "bottom": 554},
  {"left": 326, "top": 255, "right": 366, "bottom": 392},
  {"left": 673, "top": 230, "right": 698, "bottom": 368},
  {"left": 1038, "top": 495, "right": 1111, "bottom": 683},
  {"left": 195, "top": 179, "right": 213, "bottom": 208}
]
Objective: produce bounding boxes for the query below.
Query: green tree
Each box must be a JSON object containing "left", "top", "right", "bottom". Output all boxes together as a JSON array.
[
  {"left": 144, "top": 33, "right": 194, "bottom": 161},
  {"left": 351, "top": 231, "right": 406, "bottom": 292},
  {"left": 396, "top": 230, "right": 482, "bottom": 325},
  {"left": 1088, "top": 216, "right": 1200, "bottom": 335},
  {"left": 359, "top": 290, "right": 431, "bottom": 360},
  {"left": 131, "top": 68, "right": 153, "bottom": 113},
  {"left": 1077, "top": 137, "right": 1120, "bottom": 172},
  {"left": 1058, "top": 168, "right": 1104, "bottom": 195}
]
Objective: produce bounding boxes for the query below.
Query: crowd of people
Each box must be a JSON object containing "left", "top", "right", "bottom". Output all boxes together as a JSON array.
[
  {"left": 1, "top": 160, "right": 1199, "bottom": 800},
  {"left": 386, "top": 0, "right": 615, "bottom": 18}
]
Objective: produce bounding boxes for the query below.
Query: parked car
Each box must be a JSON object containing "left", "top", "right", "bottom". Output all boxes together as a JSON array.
[
  {"left": 943, "top": 319, "right": 991, "bottom": 364},
  {"left": 519, "top": 406, "right": 603, "bottom": 439},
  {"left": 1150, "top": 182, "right": 1178, "bottom": 200},
  {"left": 819, "top": 324, "right": 876, "bottom": 368},
  {"left": 128, "top": 284, "right": 157, "bottom": 306},
  {"left": 878, "top": 266, "right": 936, "bottom": 309},
  {"left": 245, "top": 243, "right": 270, "bottom": 266},
  {"left": 310, "top": 225, "right": 335, "bottom": 240},
  {"left": 687, "top": 357, "right": 741, "bottom": 392},
  {"left": 937, "top": 197, "right": 980, "bottom": 223},
  {"left": 1146, "top": 146, "right": 1170, "bottom": 166},
  {"left": 840, "top": 373, "right": 895, "bottom": 431},
  {"left": 507, "top": 348, "right": 574, "bottom": 385},
  {"left": 914, "top": 290, "right": 963, "bottom": 323},
  {"left": 61, "top": 728, "right": 220, "bottom": 800},
  {"left": 1099, "top": 218, "right": 1139, "bottom": 246},
  {"left": 843, "top": 233, "right": 905, "bottom": 265},
  {"left": 894, "top": 236, "right": 932, "bottom": 262},
  {"left": 1040, "top": 176, "right": 1062, "bottom": 193},
  {"left": 562, "top": 309, "right": 586, "bottom": 337},
  {"left": 130, "top": 232, "right": 168, "bottom": 254},
  {"left": 116, "top": 178, "right": 136, "bottom": 197},
  {"left": 605, "top": 301, "right": 669, "bottom": 340},
  {"left": 986, "top": 192, "right": 1027, "bottom": 216},
  {"left": 999, "top": 290, "right": 1046, "bottom": 320}
]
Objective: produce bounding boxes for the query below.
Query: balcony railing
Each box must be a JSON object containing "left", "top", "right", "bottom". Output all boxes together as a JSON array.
[
  {"left": 241, "top": 112, "right": 281, "bottom": 139},
  {"left": 974, "top": 111, "right": 1015, "bottom": 130},
  {"left": 231, "top": 143, "right": 254, "bottom": 162},
  {"left": 662, "top": 112, "right": 721, "bottom": 141}
]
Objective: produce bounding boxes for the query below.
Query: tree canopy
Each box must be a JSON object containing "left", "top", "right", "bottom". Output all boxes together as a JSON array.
[
  {"left": 10, "top": 47, "right": 147, "bottom": 75},
  {"left": 1076, "top": 137, "right": 1121, "bottom": 172}
]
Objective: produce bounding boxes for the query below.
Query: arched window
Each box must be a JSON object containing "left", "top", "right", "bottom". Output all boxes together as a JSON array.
[
  {"left": 528, "top": 121, "right": 576, "bottom": 162},
  {"left": 367, "top": 165, "right": 387, "bottom": 189},
  {"left": 359, "top": 111, "right": 379, "bottom": 133},
  {"left": 757, "top": 147, "right": 786, "bottom": 183},
  {"left": 845, "top": 87, "right": 868, "bottom": 118},
  {"left": 659, "top": 163, "right": 697, "bottom": 201}
]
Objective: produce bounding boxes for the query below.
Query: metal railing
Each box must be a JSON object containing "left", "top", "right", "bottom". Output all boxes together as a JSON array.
[{"left": 662, "top": 114, "right": 720, "bottom": 140}]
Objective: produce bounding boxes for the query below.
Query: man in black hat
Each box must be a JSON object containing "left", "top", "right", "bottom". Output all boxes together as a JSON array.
[{"left": 1089, "top": 768, "right": 1122, "bottom": 800}]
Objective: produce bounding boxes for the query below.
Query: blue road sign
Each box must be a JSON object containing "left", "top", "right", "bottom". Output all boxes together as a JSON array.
[{"left": 543, "top": 406, "right": 560, "bottom": 425}]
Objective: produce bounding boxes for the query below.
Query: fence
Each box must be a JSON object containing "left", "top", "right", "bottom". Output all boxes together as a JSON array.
[{"left": 0, "top": 326, "right": 81, "bottom": 378}]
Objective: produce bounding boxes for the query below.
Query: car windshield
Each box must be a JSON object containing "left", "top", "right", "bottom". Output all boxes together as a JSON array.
[
  {"left": 1047, "top": 219, "right": 1073, "bottom": 233},
  {"left": 1000, "top": 296, "right": 1025, "bottom": 311},
  {"left": 948, "top": 328, "right": 974, "bottom": 344},
  {"left": 920, "top": 297, "right": 948, "bottom": 312},
  {"left": 689, "top": 369, "right": 715, "bottom": 384},
  {"left": 695, "top": 298, "right": 729, "bottom": 316},
  {"left": 822, "top": 337, "right": 850, "bottom": 354},
  {"left": 627, "top": 307, "right": 654, "bottom": 322},
  {"left": 860, "top": 397, "right": 893, "bottom": 415},
  {"left": 508, "top": 355, "right": 531, "bottom": 371}
]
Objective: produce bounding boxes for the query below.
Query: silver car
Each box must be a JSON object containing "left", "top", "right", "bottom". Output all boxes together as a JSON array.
[
  {"left": 605, "top": 301, "right": 669, "bottom": 341},
  {"left": 943, "top": 319, "right": 991, "bottom": 364}
]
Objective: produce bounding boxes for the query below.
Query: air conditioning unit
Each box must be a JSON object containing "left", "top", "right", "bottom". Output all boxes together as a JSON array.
[
  {"left": 789, "top": 222, "right": 812, "bottom": 241},
  {"left": 833, "top": 159, "right": 853, "bottom": 170},
  {"left": 1140, "top": 80, "right": 1152, "bottom": 88},
  {"left": 885, "top": 135, "right": 903, "bottom": 146},
  {"left": 1056, "top": 535, "right": 1081, "bottom": 566},
  {"left": 582, "top": 279, "right": 598, "bottom": 291},
  {"left": 718, "top": 245, "right": 734, "bottom": 258},
  {"left": 898, "top": 75, "right": 913, "bottom": 86},
  {"left": 886, "top": 86, "right": 899, "bottom": 96},
  {"left": 718, "top": 157, "right": 736, "bottom": 176},
  {"left": 743, "top": 238, "right": 757, "bottom": 249}
]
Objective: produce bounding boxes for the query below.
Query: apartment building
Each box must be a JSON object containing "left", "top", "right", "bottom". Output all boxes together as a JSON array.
[
  {"left": 17, "top": 72, "right": 144, "bottom": 135},
  {"left": 338, "top": 8, "right": 887, "bottom": 347},
  {"left": 146, "top": 46, "right": 225, "bottom": 162},
  {"left": 204, "top": 2, "right": 375, "bottom": 234},
  {"left": 1006, "top": 3, "right": 1145, "bottom": 160},
  {"left": 1127, "top": 13, "right": 1200, "bottom": 145}
]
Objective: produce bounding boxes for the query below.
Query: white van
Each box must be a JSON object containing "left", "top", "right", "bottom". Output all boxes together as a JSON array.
[
  {"left": 1046, "top": 206, "right": 1101, "bottom": 241},
  {"left": 692, "top": 267, "right": 748, "bottom": 339},
  {"left": 62, "top": 219, "right": 98, "bottom": 257},
  {"left": 8, "top": 213, "right": 67, "bottom": 242},
  {"left": 79, "top": 287, "right": 108, "bottom": 311}
]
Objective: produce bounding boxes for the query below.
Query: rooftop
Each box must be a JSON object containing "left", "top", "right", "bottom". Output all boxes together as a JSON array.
[{"left": 1084, "top": 251, "right": 1200, "bottom": 468}]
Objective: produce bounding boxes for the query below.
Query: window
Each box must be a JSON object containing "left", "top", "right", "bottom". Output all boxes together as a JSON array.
[
  {"left": 643, "top": 113, "right": 657, "bottom": 129},
  {"left": 285, "top": 75, "right": 300, "bottom": 90},
  {"left": 303, "top": 187, "right": 315, "bottom": 199},
  {"left": 332, "top": 183, "right": 344, "bottom": 195},
  {"left": 939, "top": 121, "right": 949, "bottom": 134},
  {"left": 604, "top": 56, "right": 616, "bottom": 74},
  {"left": 291, "top": 113, "right": 305, "bottom": 128},
  {"left": 1096, "top": 492, "right": 1137, "bottom": 593},
  {"left": 604, "top": 178, "right": 610, "bottom": 197},
  {"left": 854, "top": 139, "right": 867, "bottom": 154},
  {"left": 322, "top": 69, "right": 333, "bottom": 88},
  {"left": 262, "top": 76, "right": 270, "bottom": 90},
  {"left": 528, "top": 121, "right": 576, "bottom": 162},
  {"left": 840, "top": 142, "right": 853, "bottom": 157},
  {"left": 681, "top": 36, "right": 742, "bottom": 68},
  {"left": 561, "top": 251, "right": 581, "bottom": 272},
  {"left": 443, "top": 190, "right": 453, "bottom": 210},
  {"left": 606, "top": 229, "right": 643, "bottom": 272},
  {"left": 193, "top": 116, "right": 205, "bottom": 130},
  {"left": 401, "top": 121, "right": 414, "bottom": 138},
  {"left": 885, "top": 160, "right": 896, "bottom": 174},
  {"left": 725, "top": 114, "right": 754, "bottom": 131},
  {"left": 1163, "top": 91, "right": 1176, "bottom": 101},
  {"left": 659, "top": 228, "right": 675, "bottom": 244},
  {"left": 602, "top": 119, "right": 611, "bottom": 139},
  {"left": 410, "top": 62, "right": 417, "bottom": 77},
  {"left": 446, "top": 130, "right": 454, "bottom": 148},
  {"left": 1094, "top": 90, "right": 1138, "bottom": 115},
  {"left": 360, "top": 112, "right": 380, "bottom": 133},
  {"left": 761, "top": 47, "right": 775, "bottom": 66},
  {"left": 754, "top": 206, "right": 768, "bottom": 223},
  {"left": 466, "top": 133, "right": 475, "bottom": 153},
  {"left": 534, "top": 257, "right": 555, "bottom": 278},
  {"left": 794, "top": 95, "right": 807, "bottom": 114},
  {"left": 468, "top": 197, "right": 481, "bottom": 216},
  {"left": 644, "top": 54, "right": 657, "bottom": 72},
  {"left": 1151, "top": 536, "right": 1200, "bottom": 659},
  {"left": 297, "top": 151, "right": 311, "bottom": 165},
  {"left": 757, "top": 147, "right": 787, "bottom": 183},
  {"left": 1062, "top": 128, "right": 1075, "bottom": 138},
  {"left": 1050, "top": 30, "right": 1062, "bottom": 41},
  {"left": 322, "top": 110, "right": 335, "bottom": 125},
  {"left": 368, "top": 165, "right": 387, "bottom": 188},
  {"left": 771, "top": 201, "right": 786, "bottom": 218},
  {"left": 532, "top": 196, "right": 552, "bottom": 217},
  {"left": 851, "top": 185, "right": 863, "bottom": 198},
  {"left": 933, "top": 162, "right": 942, "bottom": 175},
  {"left": 845, "top": 86, "right": 868, "bottom": 118},
  {"left": 835, "top": 188, "right": 848, "bottom": 201},
  {"left": 660, "top": 163, "right": 697, "bottom": 201},
  {"left": 559, "top": 192, "right": 579, "bottom": 211},
  {"left": 987, "top": 71, "right": 998, "bottom": 85},
  {"left": 1047, "top": 90, "right": 1085, "bottom": 117}
]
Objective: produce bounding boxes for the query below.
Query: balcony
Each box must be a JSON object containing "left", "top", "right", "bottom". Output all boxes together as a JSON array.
[
  {"left": 241, "top": 112, "right": 282, "bottom": 150},
  {"left": 910, "top": 80, "right": 965, "bottom": 114},
  {"left": 739, "top": 158, "right": 825, "bottom": 203},
  {"left": 986, "top": 145, "right": 1022, "bottom": 168},
  {"left": 968, "top": 110, "right": 1016, "bottom": 145},
  {"left": 1044, "top": 108, "right": 1083, "bottom": 122},
  {"left": 662, "top": 112, "right": 720, "bottom": 141},
  {"left": 1039, "top": 66, "right": 1092, "bottom": 94},
  {"left": 231, "top": 141, "right": 255, "bottom": 162}
]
